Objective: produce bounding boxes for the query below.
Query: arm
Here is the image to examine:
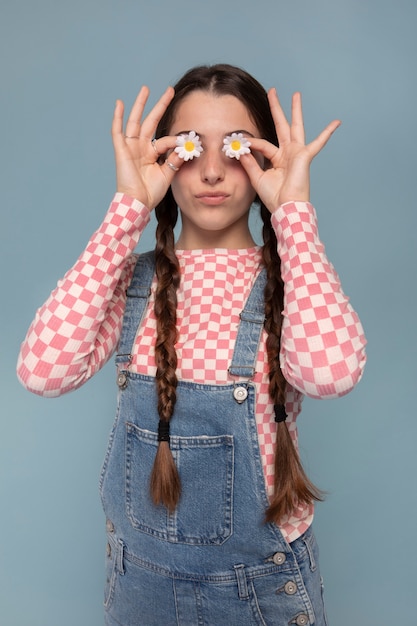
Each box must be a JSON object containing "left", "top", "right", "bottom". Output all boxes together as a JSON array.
[
  {"left": 272, "top": 200, "right": 366, "bottom": 398},
  {"left": 16, "top": 194, "right": 150, "bottom": 397},
  {"left": 240, "top": 89, "right": 366, "bottom": 397},
  {"left": 17, "top": 84, "right": 185, "bottom": 397}
]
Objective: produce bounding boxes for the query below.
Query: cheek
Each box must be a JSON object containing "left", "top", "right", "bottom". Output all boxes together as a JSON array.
[
  {"left": 170, "top": 164, "right": 194, "bottom": 200},
  {"left": 230, "top": 160, "right": 256, "bottom": 192}
]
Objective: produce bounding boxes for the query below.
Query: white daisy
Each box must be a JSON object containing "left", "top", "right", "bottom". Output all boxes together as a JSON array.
[
  {"left": 174, "top": 131, "right": 203, "bottom": 161},
  {"left": 222, "top": 133, "right": 251, "bottom": 160}
]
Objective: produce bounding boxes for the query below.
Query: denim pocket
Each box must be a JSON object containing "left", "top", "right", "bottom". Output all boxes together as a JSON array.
[{"left": 125, "top": 422, "right": 234, "bottom": 545}]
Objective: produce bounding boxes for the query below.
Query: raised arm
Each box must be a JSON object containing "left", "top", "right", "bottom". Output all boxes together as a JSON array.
[
  {"left": 241, "top": 89, "right": 366, "bottom": 397},
  {"left": 17, "top": 85, "right": 181, "bottom": 397}
]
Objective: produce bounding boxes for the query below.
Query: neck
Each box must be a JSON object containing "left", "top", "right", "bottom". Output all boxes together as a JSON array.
[
  {"left": 176, "top": 230, "right": 256, "bottom": 250},
  {"left": 175, "top": 218, "right": 256, "bottom": 250}
]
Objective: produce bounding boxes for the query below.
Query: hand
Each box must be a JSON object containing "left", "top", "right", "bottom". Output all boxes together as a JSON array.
[
  {"left": 111, "top": 86, "right": 185, "bottom": 209},
  {"left": 240, "top": 89, "right": 341, "bottom": 211}
]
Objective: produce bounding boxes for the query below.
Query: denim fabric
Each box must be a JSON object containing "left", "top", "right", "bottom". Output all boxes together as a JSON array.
[{"left": 99, "top": 252, "right": 328, "bottom": 626}]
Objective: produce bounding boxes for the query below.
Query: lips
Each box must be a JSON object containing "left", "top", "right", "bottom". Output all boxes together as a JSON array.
[{"left": 195, "top": 191, "right": 230, "bottom": 205}]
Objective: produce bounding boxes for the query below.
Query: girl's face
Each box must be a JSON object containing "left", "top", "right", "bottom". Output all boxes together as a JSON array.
[{"left": 169, "top": 91, "right": 261, "bottom": 250}]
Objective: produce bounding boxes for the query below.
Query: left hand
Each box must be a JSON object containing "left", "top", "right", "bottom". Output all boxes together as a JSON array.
[{"left": 240, "top": 89, "right": 341, "bottom": 211}]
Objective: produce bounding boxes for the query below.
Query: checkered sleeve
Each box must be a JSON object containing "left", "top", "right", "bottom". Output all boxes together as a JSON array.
[
  {"left": 272, "top": 201, "right": 367, "bottom": 399},
  {"left": 16, "top": 193, "right": 151, "bottom": 397}
]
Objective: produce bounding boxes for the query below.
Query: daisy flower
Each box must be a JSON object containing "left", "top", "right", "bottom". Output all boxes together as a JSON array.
[
  {"left": 174, "top": 131, "right": 203, "bottom": 161},
  {"left": 222, "top": 133, "right": 251, "bottom": 160}
]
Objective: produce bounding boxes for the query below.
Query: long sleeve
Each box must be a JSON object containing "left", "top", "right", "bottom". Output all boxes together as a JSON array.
[
  {"left": 272, "top": 201, "right": 367, "bottom": 399},
  {"left": 17, "top": 193, "right": 151, "bottom": 397}
]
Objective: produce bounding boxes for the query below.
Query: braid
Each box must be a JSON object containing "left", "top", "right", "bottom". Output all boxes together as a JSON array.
[
  {"left": 261, "top": 205, "right": 324, "bottom": 523},
  {"left": 261, "top": 205, "right": 286, "bottom": 405},
  {"left": 150, "top": 190, "right": 181, "bottom": 511}
]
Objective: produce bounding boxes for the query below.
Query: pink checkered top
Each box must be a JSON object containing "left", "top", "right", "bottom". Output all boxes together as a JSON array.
[{"left": 17, "top": 193, "right": 366, "bottom": 542}]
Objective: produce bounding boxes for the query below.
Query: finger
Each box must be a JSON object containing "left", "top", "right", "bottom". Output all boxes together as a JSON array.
[
  {"left": 163, "top": 150, "right": 183, "bottom": 175},
  {"left": 308, "top": 119, "right": 341, "bottom": 157},
  {"left": 290, "top": 92, "right": 305, "bottom": 144},
  {"left": 247, "top": 137, "right": 280, "bottom": 164},
  {"left": 150, "top": 135, "right": 178, "bottom": 161},
  {"left": 140, "top": 86, "right": 175, "bottom": 141},
  {"left": 124, "top": 85, "right": 150, "bottom": 138},
  {"left": 267, "top": 88, "right": 290, "bottom": 146},
  {"left": 238, "top": 152, "right": 264, "bottom": 189},
  {"left": 111, "top": 99, "right": 126, "bottom": 149}
]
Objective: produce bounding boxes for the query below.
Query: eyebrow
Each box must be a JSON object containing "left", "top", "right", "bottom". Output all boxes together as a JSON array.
[{"left": 175, "top": 129, "right": 256, "bottom": 139}]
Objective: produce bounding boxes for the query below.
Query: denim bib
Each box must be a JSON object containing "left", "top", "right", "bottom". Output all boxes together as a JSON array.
[{"left": 99, "top": 251, "right": 327, "bottom": 626}]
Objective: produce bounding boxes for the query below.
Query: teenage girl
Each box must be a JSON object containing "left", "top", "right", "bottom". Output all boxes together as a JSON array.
[{"left": 17, "top": 64, "right": 366, "bottom": 626}]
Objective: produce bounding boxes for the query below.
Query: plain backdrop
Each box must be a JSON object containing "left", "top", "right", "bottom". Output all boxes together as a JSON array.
[{"left": 1, "top": 1, "right": 416, "bottom": 624}]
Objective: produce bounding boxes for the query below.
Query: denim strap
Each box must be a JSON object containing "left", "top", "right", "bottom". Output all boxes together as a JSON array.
[
  {"left": 115, "top": 250, "right": 155, "bottom": 366},
  {"left": 228, "top": 268, "right": 267, "bottom": 378}
]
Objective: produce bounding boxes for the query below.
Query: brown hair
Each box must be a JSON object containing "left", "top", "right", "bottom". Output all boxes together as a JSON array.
[{"left": 150, "top": 63, "right": 323, "bottom": 521}]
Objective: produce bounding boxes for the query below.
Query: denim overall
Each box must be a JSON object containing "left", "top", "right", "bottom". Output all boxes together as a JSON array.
[{"left": 100, "top": 252, "right": 328, "bottom": 626}]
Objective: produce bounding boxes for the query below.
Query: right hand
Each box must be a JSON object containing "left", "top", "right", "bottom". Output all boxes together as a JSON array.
[
  {"left": 111, "top": 86, "right": 183, "bottom": 209},
  {"left": 239, "top": 89, "right": 341, "bottom": 211}
]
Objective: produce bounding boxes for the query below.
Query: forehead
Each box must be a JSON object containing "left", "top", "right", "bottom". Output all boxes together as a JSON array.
[{"left": 169, "top": 91, "right": 259, "bottom": 136}]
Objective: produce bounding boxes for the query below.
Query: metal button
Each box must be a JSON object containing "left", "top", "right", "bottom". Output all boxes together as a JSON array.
[
  {"left": 117, "top": 372, "right": 128, "bottom": 389},
  {"left": 106, "top": 542, "right": 111, "bottom": 558},
  {"left": 284, "top": 581, "right": 297, "bottom": 595},
  {"left": 272, "top": 552, "right": 286, "bottom": 565},
  {"left": 295, "top": 614, "right": 309, "bottom": 626},
  {"left": 106, "top": 519, "right": 115, "bottom": 533},
  {"left": 233, "top": 386, "right": 248, "bottom": 403}
]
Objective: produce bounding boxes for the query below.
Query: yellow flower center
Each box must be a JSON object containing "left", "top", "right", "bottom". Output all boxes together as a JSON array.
[
  {"left": 184, "top": 141, "right": 195, "bottom": 152},
  {"left": 231, "top": 140, "right": 242, "bottom": 151}
]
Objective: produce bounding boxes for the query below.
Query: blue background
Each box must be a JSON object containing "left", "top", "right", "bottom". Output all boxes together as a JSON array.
[{"left": 1, "top": 1, "right": 416, "bottom": 624}]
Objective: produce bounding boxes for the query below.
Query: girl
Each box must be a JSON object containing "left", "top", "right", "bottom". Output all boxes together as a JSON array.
[{"left": 17, "top": 64, "right": 366, "bottom": 625}]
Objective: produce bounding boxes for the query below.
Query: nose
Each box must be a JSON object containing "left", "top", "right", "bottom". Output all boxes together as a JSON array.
[{"left": 200, "top": 146, "right": 225, "bottom": 185}]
